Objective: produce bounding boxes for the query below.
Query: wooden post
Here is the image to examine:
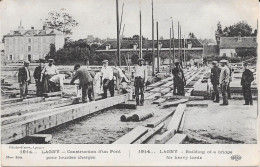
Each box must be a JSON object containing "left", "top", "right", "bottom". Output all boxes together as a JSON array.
[
  {"left": 157, "top": 21, "right": 159, "bottom": 73},
  {"left": 139, "top": 0, "right": 142, "bottom": 58},
  {"left": 178, "top": 21, "right": 180, "bottom": 60},
  {"left": 116, "top": 0, "right": 121, "bottom": 66},
  {"left": 169, "top": 28, "right": 172, "bottom": 64},
  {"left": 172, "top": 19, "right": 175, "bottom": 63},
  {"left": 152, "top": 0, "right": 155, "bottom": 76}
]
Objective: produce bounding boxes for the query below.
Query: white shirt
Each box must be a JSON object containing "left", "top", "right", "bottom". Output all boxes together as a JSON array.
[
  {"left": 41, "top": 64, "right": 58, "bottom": 75},
  {"left": 25, "top": 67, "right": 30, "bottom": 81},
  {"left": 101, "top": 66, "right": 113, "bottom": 80},
  {"left": 219, "top": 65, "right": 230, "bottom": 84},
  {"left": 49, "top": 74, "right": 65, "bottom": 90},
  {"left": 135, "top": 65, "right": 148, "bottom": 82}
]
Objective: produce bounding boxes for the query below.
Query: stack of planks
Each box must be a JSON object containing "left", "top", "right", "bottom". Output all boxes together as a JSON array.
[{"left": 1, "top": 94, "right": 130, "bottom": 144}]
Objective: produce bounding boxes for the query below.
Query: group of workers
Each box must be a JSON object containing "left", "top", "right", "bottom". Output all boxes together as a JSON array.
[
  {"left": 18, "top": 58, "right": 62, "bottom": 98},
  {"left": 18, "top": 57, "right": 254, "bottom": 106},
  {"left": 210, "top": 59, "right": 254, "bottom": 105}
]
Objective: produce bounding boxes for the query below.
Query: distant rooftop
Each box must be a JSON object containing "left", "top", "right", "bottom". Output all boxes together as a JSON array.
[{"left": 219, "top": 37, "right": 257, "bottom": 49}]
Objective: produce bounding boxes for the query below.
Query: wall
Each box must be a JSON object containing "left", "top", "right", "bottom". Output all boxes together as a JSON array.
[{"left": 219, "top": 48, "right": 236, "bottom": 57}]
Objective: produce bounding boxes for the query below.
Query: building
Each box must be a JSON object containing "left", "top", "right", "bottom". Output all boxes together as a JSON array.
[
  {"left": 3, "top": 23, "right": 65, "bottom": 62},
  {"left": 95, "top": 38, "right": 203, "bottom": 65},
  {"left": 219, "top": 36, "right": 257, "bottom": 58}
]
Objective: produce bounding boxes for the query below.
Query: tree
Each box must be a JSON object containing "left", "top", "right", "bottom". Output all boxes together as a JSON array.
[
  {"left": 215, "top": 21, "right": 223, "bottom": 44},
  {"left": 221, "top": 21, "right": 253, "bottom": 37},
  {"left": 131, "top": 53, "right": 139, "bottom": 64},
  {"left": 143, "top": 52, "right": 153, "bottom": 64},
  {"left": 188, "top": 32, "right": 196, "bottom": 39},
  {"left": 46, "top": 43, "right": 56, "bottom": 60},
  {"left": 42, "top": 11, "right": 78, "bottom": 36}
]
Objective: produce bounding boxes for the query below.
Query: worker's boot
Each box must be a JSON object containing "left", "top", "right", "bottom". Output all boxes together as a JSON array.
[
  {"left": 244, "top": 100, "right": 249, "bottom": 105},
  {"left": 249, "top": 100, "right": 253, "bottom": 105},
  {"left": 214, "top": 94, "right": 219, "bottom": 103},
  {"left": 211, "top": 92, "right": 215, "bottom": 101}
]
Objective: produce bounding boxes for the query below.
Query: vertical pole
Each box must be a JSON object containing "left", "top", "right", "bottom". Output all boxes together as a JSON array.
[
  {"left": 152, "top": 0, "right": 155, "bottom": 76},
  {"left": 157, "top": 21, "right": 159, "bottom": 73},
  {"left": 184, "top": 36, "right": 186, "bottom": 68},
  {"left": 139, "top": 0, "right": 142, "bottom": 58},
  {"left": 178, "top": 21, "right": 180, "bottom": 61},
  {"left": 180, "top": 26, "right": 182, "bottom": 65},
  {"left": 172, "top": 19, "right": 175, "bottom": 64},
  {"left": 116, "top": 0, "right": 121, "bottom": 66},
  {"left": 169, "top": 28, "right": 172, "bottom": 64}
]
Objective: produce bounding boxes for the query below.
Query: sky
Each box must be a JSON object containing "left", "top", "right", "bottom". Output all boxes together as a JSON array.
[{"left": 0, "top": 0, "right": 258, "bottom": 41}]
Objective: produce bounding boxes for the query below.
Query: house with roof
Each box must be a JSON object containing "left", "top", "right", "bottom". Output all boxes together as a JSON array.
[
  {"left": 95, "top": 38, "right": 203, "bottom": 65},
  {"left": 219, "top": 36, "right": 257, "bottom": 58},
  {"left": 3, "top": 23, "right": 65, "bottom": 62}
]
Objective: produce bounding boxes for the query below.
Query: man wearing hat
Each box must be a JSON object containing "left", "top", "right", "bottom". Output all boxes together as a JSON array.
[
  {"left": 241, "top": 62, "right": 254, "bottom": 105},
  {"left": 70, "top": 64, "right": 94, "bottom": 103},
  {"left": 210, "top": 61, "right": 221, "bottom": 102},
  {"left": 33, "top": 59, "right": 45, "bottom": 96},
  {"left": 40, "top": 59, "right": 59, "bottom": 93},
  {"left": 219, "top": 59, "right": 230, "bottom": 105},
  {"left": 134, "top": 58, "right": 147, "bottom": 105},
  {"left": 172, "top": 60, "right": 185, "bottom": 95},
  {"left": 100, "top": 60, "right": 114, "bottom": 98},
  {"left": 18, "top": 60, "right": 31, "bottom": 98}
]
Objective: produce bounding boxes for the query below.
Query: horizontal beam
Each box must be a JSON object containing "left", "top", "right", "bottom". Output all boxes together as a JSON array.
[
  {"left": 1, "top": 94, "right": 129, "bottom": 144},
  {"left": 1, "top": 97, "right": 45, "bottom": 110},
  {"left": 165, "top": 134, "right": 187, "bottom": 144},
  {"left": 146, "top": 110, "right": 175, "bottom": 128},
  {"left": 113, "top": 125, "right": 148, "bottom": 144},
  {"left": 162, "top": 99, "right": 188, "bottom": 108}
]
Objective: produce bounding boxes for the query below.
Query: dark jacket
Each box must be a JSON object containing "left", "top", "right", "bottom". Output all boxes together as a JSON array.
[
  {"left": 210, "top": 66, "right": 221, "bottom": 85},
  {"left": 34, "top": 66, "right": 43, "bottom": 80},
  {"left": 70, "top": 68, "right": 93, "bottom": 86},
  {"left": 172, "top": 67, "right": 185, "bottom": 85},
  {"left": 241, "top": 69, "right": 254, "bottom": 86},
  {"left": 18, "top": 66, "right": 31, "bottom": 83}
]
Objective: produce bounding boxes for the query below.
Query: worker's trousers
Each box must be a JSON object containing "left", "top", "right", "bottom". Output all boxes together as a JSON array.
[
  {"left": 242, "top": 84, "right": 252, "bottom": 105},
  {"left": 220, "top": 83, "right": 228, "bottom": 105},
  {"left": 134, "top": 77, "right": 144, "bottom": 105}
]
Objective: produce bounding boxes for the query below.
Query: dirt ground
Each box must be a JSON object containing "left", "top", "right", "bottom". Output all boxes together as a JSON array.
[
  {"left": 183, "top": 100, "right": 258, "bottom": 144},
  {"left": 45, "top": 100, "right": 173, "bottom": 144}
]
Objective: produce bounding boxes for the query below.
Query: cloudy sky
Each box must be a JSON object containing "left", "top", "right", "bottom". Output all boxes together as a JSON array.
[{"left": 0, "top": 0, "right": 258, "bottom": 40}]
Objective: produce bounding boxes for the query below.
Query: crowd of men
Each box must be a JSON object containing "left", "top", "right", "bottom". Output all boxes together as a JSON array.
[{"left": 18, "top": 57, "right": 254, "bottom": 106}]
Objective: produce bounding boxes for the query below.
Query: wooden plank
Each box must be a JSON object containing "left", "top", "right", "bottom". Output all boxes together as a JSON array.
[
  {"left": 166, "top": 104, "right": 186, "bottom": 130},
  {"left": 163, "top": 95, "right": 205, "bottom": 100},
  {"left": 1, "top": 98, "right": 23, "bottom": 105},
  {"left": 146, "top": 110, "right": 175, "bottom": 128},
  {"left": 1, "top": 97, "right": 45, "bottom": 110},
  {"left": 178, "top": 112, "right": 186, "bottom": 132},
  {"left": 43, "top": 91, "right": 62, "bottom": 97},
  {"left": 1, "top": 98, "right": 77, "bottom": 118},
  {"left": 113, "top": 126, "right": 148, "bottom": 144},
  {"left": 165, "top": 134, "right": 187, "bottom": 144},
  {"left": 1, "top": 94, "right": 129, "bottom": 143},
  {"left": 145, "top": 93, "right": 162, "bottom": 100},
  {"left": 162, "top": 99, "right": 188, "bottom": 108},
  {"left": 115, "top": 103, "right": 137, "bottom": 109},
  {"left": 152, "top": 98, "right": 167, "bottom": 104},
  {"left": 193, "top": 82, "right": 208, "bottom": 96},
  {"left": 186, "top": 103, "right": 208, "bottom": 107},
  {"left": 27, "top": 134, "right": 52, "bottom": 143},
  {"left": 155, "top": 104, "right": 186, "bottom": 144},
  {"left": 134, "top": 123, "right": 165, "bottom": 144}
]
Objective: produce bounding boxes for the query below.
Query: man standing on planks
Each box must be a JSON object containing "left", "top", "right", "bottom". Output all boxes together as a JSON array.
[
  {"left": 40, "top": 59, "right": 59, "bottom": 93},
  {"left": 172, "top": 61, "right": 186, "bottom": 95},
  {"left": 134, "top": 58, "right": 148, "bottom": 106},
  {"left": 219, "top": 59, "right": 230, "bottom": 105},
  {"left": 100, "top": 60, "right": 114, "bottom": 98},
  {"left": 33, "top": 59, "right": 45, "bottom": 96},
  {"left": 18, "top": 60, "right": 31, "bottom": 99},
  {"left": 210, "top": 61, "right": 221, "bottom": 103},
  {"left": 241, "top": 62, "right": 254, "bottom": 105},
  {"left": 70, "top": 64, "right": 94, "bottom": 103}
]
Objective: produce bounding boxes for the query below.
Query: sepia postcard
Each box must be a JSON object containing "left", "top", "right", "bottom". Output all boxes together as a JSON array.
[{"left": 0, "top": 0, "right": 259, "bottom": 166}]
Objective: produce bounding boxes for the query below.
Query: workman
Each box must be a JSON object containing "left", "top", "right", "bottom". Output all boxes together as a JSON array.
[
  {"left": 134, "top": 58, "right": 148, "bottom": 106},
  {"left": 210, "top": 61, "right": 221, "bottom": 102}
]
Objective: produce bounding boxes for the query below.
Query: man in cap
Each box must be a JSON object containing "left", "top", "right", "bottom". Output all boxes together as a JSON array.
[
  {"left": 100, "top": 60, "right": 114, "bottom": 98},
  {"left": 40, "top": 59, "right": 59, "bottom": 93},
  {"left": 219, "top": 59, "right": 230, "bottom": 105},
  {"left": 172, "top": 60, "right": 186, "bottom": 95},
  {"left": 226, "top": 60, "right": 233, "bottom": 99},
  {"left": 210, "top": 61, "right": 221, "bottom": 102},
  {"left": 241, "top": 62, "right": 254, "bottom": 105},
  {"left": 70, "top": 64, "right": 94, "bottom": 103},
  {"left": 33, "top": 59, "right": 45, "bottom": 96},
  {"left": 134, "top": 58, "right": 147, "bottom": 105},
  {"left": 18, "top": 60, "right": 31, "bottom": 98}
]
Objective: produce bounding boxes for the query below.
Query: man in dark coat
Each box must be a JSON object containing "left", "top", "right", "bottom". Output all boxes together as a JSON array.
[
  {"left": 18, "top": 60, "right": 31, "bottom": 98},
  {"left": 210, "top": 61, "right": 221, "bottom": 102},
  {"left": 241, "top": 63, "right": 254, "bottom": 105},
  {"left": 172, "top": 61, "right": 186, "bottom": 95},
  {"left": 33, "top": 59, "right": 45, "bottom": 96},
  {"left": 70, "top": 64, "right": 94, "bottom": 103}
]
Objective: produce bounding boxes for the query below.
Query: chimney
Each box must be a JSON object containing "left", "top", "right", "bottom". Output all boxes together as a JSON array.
[
  {"left": 31, "top": 27, "right": 34, "bottom": 30},
  {"left": 43, "top": 26, "right": 45, "bottom": 30},
  {"left": 188, "top": 41, "right": 192, "bottom": 49},
  {"left": 105, "top": 44, "right": 110, "bottom": 51},
  {"left": 238, "top": 32, "right": 242, "bottom": 42},
  {"left": 133, "top": 42, "right": 138, "bottom": 50}
]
